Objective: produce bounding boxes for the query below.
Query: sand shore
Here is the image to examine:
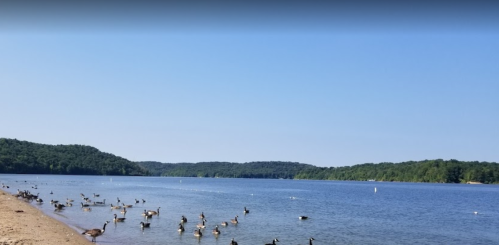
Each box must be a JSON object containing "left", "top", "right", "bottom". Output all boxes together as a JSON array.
[{"left": 0, "top": 189, "right": 92, "bottom": 245}]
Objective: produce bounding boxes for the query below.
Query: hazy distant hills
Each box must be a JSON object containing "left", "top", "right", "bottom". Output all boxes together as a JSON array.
[{"left": 1, "top": 138, "right": 498, "bottom": 184}]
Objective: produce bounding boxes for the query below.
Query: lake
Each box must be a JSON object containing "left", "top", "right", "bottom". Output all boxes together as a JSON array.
[{"left": 1, "top": 174, "right": 498, "bottom": 244}]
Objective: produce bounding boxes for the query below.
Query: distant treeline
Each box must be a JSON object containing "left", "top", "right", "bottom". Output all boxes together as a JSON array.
[
  {"left": 138, "top": 159, "right": 499, "bottom": 184},
  {"left": 2, "top": 138, "right": 498, "bottom": 184},
  {"left": 0, "top": 138, "right": 148, "bottom": 176}
]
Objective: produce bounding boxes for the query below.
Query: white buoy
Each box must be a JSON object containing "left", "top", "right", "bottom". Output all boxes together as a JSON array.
[{"left": 374, "top": 187, "right": 377, "bottom": 193}]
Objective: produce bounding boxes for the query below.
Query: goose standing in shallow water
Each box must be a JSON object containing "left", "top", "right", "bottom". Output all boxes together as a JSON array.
[
  {"left": 265, "top": 238, "right": 279, "bottom": 245},
  {"left": 231, "top": 215, "right": 238, "bottom": 224},
  {"left": 113, "top": 213, "right": 126, "bottom": 222},
  {"left": 82, "top": 221, "right": 109, "bottom": 243}
]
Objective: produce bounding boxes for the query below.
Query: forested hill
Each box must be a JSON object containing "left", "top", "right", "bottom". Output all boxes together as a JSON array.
[
  {"left": 138, "top": 159, "right": 499, "bottom": 184},
  {"left": 0, "top": 138, "right": 148, "bottom": 175},
  {"left": 137, "top": 161, "right": 315, "bottom": 179}
]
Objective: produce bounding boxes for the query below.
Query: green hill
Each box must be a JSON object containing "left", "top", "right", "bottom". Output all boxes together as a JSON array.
[{"left": 0, "top": 138, "right": 148, "bottom": 176}]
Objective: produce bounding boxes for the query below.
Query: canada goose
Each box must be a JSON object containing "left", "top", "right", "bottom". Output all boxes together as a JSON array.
[
  {"left": 122, "top": 203, "right": 133, "bottom": 208},
  {"left": 231, "top": 216, "right": 238, "bottom": 224},
  {"left": 82, "top": 221, "right": 109, "bottom": 243},
  {"left": 121, "top": 207, "right": 127, "bottom": 215},
  {"left": 113, "top": 214, "right": 126, "bottom": 222},
  {"left": 221, "top": 221, "right": 228, "bottom": 226},
  {"left": 81, "top": 202, "right": 90, "bottom": 207},
  {"left": 243, "top": 207, "right": 249, "bottom": 214},
  {"left": 66, "top": 202, "right": 73, "bottom": 207},
  {"left": 135, "top": 199, "right": 140, "bottom": 204},
  {"left": 36, "top": 198, "right": 43, "bottom": 203},
  {"left": 230, "top": 238, "right": 239, "bottom": 245},
  {"left": 142, "top": 210, "right": 152, "bottom": 219},
  {"left": 212, "top": 225, "right": 220, "bottom": 235},
  {"left": 181, "top": 215, "right": 188, "bottom": 223},
  {"left": 197, "top": 219, "right": 207, "bottom": 229},
  {"left": 110, "top": 204, "right": 121, "bottom": 210},
  {"left": 117, "top": 197, "right": 120, "bottom": 204},
  {"left": 80, "top": 193, "right": 85, "bottom": 198},
  {"left": 94, "top": 199, "right": 106, "bottom": 205},
  {"left": 178, "top": 223, "right": 185, "bottom": 232},
  {"left": 83, "top": 207, "right": 92, "bottom": 212},
  {"left": 308, "top": 237, "right": 315, "bottom": 245},
  {"left": 50, "top": 200, "right": 59, "bottom": 204},
  {"left": 265, "top": 238, "right": 279, "bottom": 245},
  {"left": 199, "top": 212, "right": 205, "bottom": 219},
  {"left": 50, "top": 191, "right": 53, "bottom": 194},
  {"left": 67, "top": 198, "right": 74, "bottom": 202},
  {"left": 54, "top": 203, "right": 65, "bottom": 209},
  {"left": 299, "top": 216, "right": 308, "bottom": 220},
  {"left": 93, "top": 193, "right": 100, "bottom": 197},
  {"left": 147, "top": 207, "right": 160, "bottom": 216},
  {"left": 194, "top": 229, "right": 203, "bottom": 237},
  {"left": 140, "top": 221, "right": 150, "bottom": 228},
  {"left": 142, "top": 199, "right": 146, "bottom": 203}
]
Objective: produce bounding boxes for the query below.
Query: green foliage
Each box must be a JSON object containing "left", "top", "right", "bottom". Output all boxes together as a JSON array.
[{"left": 0, "top": 138, "right": 148, "bottom": 176}]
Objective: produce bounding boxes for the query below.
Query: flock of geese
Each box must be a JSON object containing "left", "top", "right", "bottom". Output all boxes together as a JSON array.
[{"left": 9, "top": 186, "right": 316, "bottom": 245}]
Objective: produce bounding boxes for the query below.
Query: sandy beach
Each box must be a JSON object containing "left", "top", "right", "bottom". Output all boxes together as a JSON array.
[{"left": 0, "top": 189, "right": 92, "bottom": 245}]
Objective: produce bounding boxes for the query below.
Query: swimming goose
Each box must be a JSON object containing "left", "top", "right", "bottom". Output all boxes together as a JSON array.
[
  {"left": 81, "top": 202, "right": 90, "bottom": 207},
  {"left": 94, "top": 199, "right": 106, "bottom": 205},
  {"left": 110, "top": 204, "right": 121, "bottom": 210},
  {"left": 83, "top": 207, "right": 92, "bottom": 212},
  {"left": 147, "top": 207, "right": 160, "bottom": 216},
  {"left": 194, "top": 229, "right": 203, "bottom": 237},
  {"left": 142, "top": 210, "right": 153, "bottom": 219},
  {"left": 243, "top": 207, "right": 249, "bottom": 214},
  {"left": 82, "top": 221, "right": 109, "bottom": 243},
  {"left": 36, "top": 198, "right": 43, "bottom": 203},
  {"left": 122, "top": 203, "right": 133, "bottom": 208},
  {"left": 121, "top": 207, "right": 127, "bottom": 215},
  {"left": 212, "top": 225, "right": 220, "bottom": 235},
  {"left": 178, "top": 223, "right": 185, "bottom": 232},
  {"left": 181, "top": 215, "right": 188, "bottom": 223},
  {"left": 199, "top": 212, "right": 205, "bottom": 219},
  {"left": 67, "top": 198, "right": 74, "bottom": 202},
  {"left": 231, "top": 215, "right": 238, "bottom": 224},
  {"left": 265, "top": 238, "right": 279, "bottom": 245},
  {"left": 221, "top": 221, "right": 228, "bottom": 226},
  {"left": 140, "top": 221, "right": 151, "bottom": 228},
  {"left": 197, "top": 219, "right": 207, "bottom": 229},
  {"left": 142, "top": 199, "right": 146, "bottom": 203},
  {"left": 230, "top": 238, "right": 239, "bottom": 245},
  {"left": 54, "top": 203, "right": 65, "bottom": 210},
  {"left": 299, "top": 216, "right": 308, "bottom": 220},
  {"left": 116, "top": 197, "right": 120, "bottom": 204},
  {"left": 135, "top": 199, "right": 140, "bottom": 204},
  {"left": 93, "top": 193, "right": 100, "bottom": 197},
  {"left": 113, "top": 214, "right": 126, "bottom": 222},
  {"left": 308, "top": 237, "right": 315, "bottom": 245}
]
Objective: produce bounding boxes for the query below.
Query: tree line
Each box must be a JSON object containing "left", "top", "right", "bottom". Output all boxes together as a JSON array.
[{"left": 0, "top": 138, "right": 148, "bottom": 176}]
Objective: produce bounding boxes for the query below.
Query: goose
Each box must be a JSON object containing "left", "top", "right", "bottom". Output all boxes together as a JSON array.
[
  {"left": 243, "top": 207, "right": 249, "bottom": 214},
  {"left": 116, "top": 197, "right": 120, "bottom": 204},
  {"left": 83, "top": 207, "right": 92, "bottom": 212},
  {"left": 194, "top": 229, "right": 203, "bottom": 237},
  {"left": 230, "top": 238, "right": 239, "bottom": 245},
  {"left": 110, "top": 204, "right": 121, "bottom": 210},
  {"left": 307, "top": 237, "right": 315, "bottom": 245},
  {"left": 299, "top": 216, "right": 308, "bottom": 220},
  {"left": 94, "top": 199, "right": 106, "bottom": 205},
  {"left": 66, "top": 198, "right": 74, "bottom": 202},
  {"left": 221, "top": 221, "right": 228, "bottom": 226},
  {"left": 212, "top": 225, "right": 220, "bottom": 235},
  {"left": 135, "top": 199, "right": 140, "bottom": 204},
  {"left": 113, "top": 214, "right": 126, "bottom": 222},
  {"left": 147, "top": 207, "right": 160, "bottom": 216},
  {"left": 178, "top": 223, "right": 185, "bottom": 232},
  {"left": 66, "top": 202, "right": 73, "bottom": 207},
  {"left": 81, "top": 202, "right": 90, "bottom": 207},
  {"left": 35, "top": 198, "right": 43, "bottom": 203},
  {"left": 80, "top": 193, "right": 85, "bottom": 198},
  {"left": 231, "top": 215, "right": 238, "bottom": 224},
  {"left": 142, "top": 199, "right": 146, "bottom": 203},
  {"left": 122, "top": 203, "right": 133, "bottom": 208},
  {"left": 140, "top": 221, "right": 151, "bottom": 228},
  {"left": 181, "top": 215, "right": 188, "bottom": 223},
  {"left": 82, "top": 221, "right": 109, "bottom": 243},
  {"left": 120, "top": 207, "right": 127, "bottom": 215},
  {"left": 197, "top": 219, "right": 207, "bottom": 229},
  {"left": 142, "top": 210, "right": 152, "bottom": 219},
  {"left": 54, "top": 203, "right": 65, "bottom": 209},
  {"left": 265, "top": 238, "right": 279, "bottom": 245},
  {"left": 50, "top": 191, "right": 53, "bottom": 194},
  {"left": 50, "top": 200, "right": 59, "bottom": 204},
  {"left": 199, "top": 212, "right": 205, "bottom": 219},
  {"left": 93, "top": 193, "right": 100, "bottom": 197}
]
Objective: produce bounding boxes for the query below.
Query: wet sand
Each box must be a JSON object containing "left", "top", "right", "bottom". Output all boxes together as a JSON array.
[{"left": 0, "top": 189, "right": 92, "bottom": 245}]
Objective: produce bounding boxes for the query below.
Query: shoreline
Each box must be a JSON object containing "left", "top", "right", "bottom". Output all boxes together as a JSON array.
[{"left": 0, "top": 189, "right": 92, "bottom": 245}]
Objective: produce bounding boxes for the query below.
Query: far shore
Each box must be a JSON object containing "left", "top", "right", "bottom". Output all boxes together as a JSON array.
[{"left": 0, "top": 189, "right": 92, "bottom": 245}]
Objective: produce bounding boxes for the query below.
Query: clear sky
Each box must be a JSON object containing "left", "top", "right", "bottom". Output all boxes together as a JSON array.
[{"left": 1, "top": 1, "right": 498, "bottom": 167}]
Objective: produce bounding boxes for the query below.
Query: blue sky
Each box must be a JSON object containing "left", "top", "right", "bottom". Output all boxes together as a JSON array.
[{"left": 1, "top": 1, "right": 498, "bottom": 167}]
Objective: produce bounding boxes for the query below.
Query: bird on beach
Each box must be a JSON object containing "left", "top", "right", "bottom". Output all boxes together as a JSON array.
[
  {"left": 265, "top": 238, "right": 279, "bottom": 245},
  {"left": 82, "top": 221, "right": 109, "bottom": 243}
]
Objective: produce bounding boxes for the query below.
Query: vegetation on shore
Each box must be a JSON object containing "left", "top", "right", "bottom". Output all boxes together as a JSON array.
[
  {"left": 1, "top": 138, "right": 498, "bottom": 184},
  {"left": 0, "top": 138, "right": 148, "bottom": 175}
]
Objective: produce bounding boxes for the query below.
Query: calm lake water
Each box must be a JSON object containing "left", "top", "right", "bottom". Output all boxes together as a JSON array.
[{"left": 1, "top": 174, "right": 499, "bottom": 245}]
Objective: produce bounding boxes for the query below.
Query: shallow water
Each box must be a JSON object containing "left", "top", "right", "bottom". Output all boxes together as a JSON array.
[{"left": 1, "top": 174, "right": 499, "bottom": 245}]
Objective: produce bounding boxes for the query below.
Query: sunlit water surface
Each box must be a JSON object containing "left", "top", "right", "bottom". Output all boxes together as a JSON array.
[{"left": 1, "top": 174, "right": 498, "bottom": 245}]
